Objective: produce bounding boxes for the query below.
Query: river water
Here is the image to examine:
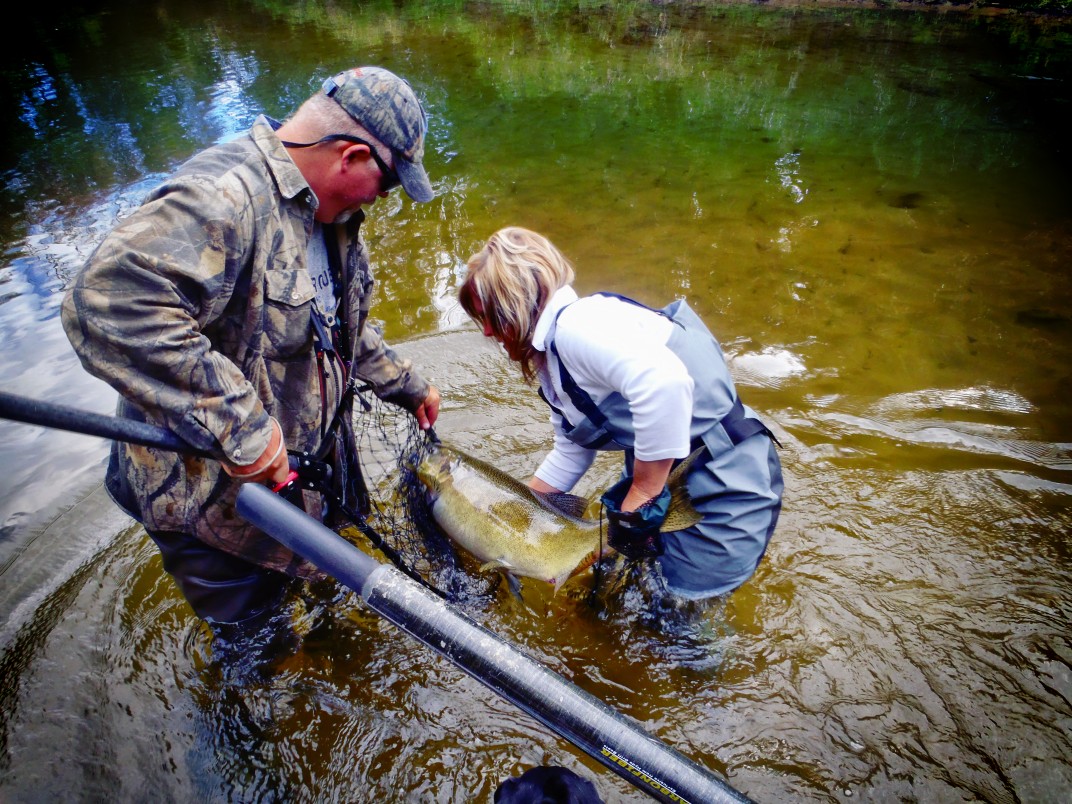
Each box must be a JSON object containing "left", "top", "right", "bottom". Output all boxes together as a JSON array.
[{"left": 1, "top": 1, "right": 1070, "bottom": 801}]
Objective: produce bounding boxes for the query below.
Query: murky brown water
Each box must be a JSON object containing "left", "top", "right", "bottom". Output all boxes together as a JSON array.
[{"left": 1, "top": 1, "right": 1070, "bottom": 801}]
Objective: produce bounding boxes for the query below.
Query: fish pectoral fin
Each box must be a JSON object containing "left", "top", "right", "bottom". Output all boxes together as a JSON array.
[
  {"left": 535, "top": 491, "right": 590, "bottom": 519},
  {"left": 548, "top": 573, "right": 573, "bottom": 596},
  {"left": 504, "top": 573, "right": 523, "bottom": 599},
  {"left": 478, "top": 561, "right": 524, "bottom": 599}
]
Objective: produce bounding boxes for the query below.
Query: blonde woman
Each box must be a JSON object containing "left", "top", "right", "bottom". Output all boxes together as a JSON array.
[{"left": 459, "top": 227, "right": 783, "bottom": 601}]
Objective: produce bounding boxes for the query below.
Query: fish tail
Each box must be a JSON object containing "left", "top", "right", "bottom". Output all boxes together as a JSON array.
[{"left": 661, "top": 446, "right": 705, "bottom": 532}]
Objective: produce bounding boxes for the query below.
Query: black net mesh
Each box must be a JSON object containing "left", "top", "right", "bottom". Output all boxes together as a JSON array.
[{"left": 343, "top": 389, "right": 492, "bottom": 602}]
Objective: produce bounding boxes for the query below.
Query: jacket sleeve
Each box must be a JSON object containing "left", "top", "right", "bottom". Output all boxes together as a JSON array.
[{"left": 61, "top": 175, "right": 273, "bottom": 466}]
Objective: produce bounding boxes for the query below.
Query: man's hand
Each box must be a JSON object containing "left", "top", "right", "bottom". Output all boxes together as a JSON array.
[
  {"left": 414, "top": 385, "right": 441, "bottom": 430},
  {"left": 222, "top": 417, "right": 290, "bottom": 486}
]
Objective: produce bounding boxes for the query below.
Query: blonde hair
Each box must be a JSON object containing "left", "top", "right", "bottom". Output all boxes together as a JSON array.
[{"left": 460, "top": 227, "right": 575, "bottom": 381}]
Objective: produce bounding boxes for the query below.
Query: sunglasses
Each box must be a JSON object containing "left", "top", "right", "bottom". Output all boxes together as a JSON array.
[{"left": 280, "top": 134, "right": 401, "bottom": 193}]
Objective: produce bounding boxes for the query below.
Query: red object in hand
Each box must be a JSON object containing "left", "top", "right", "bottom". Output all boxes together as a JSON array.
[{"left": 272, "top": 470, "right": 299, "bottom": 493}]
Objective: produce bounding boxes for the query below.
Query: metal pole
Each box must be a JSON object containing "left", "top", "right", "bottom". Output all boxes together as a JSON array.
[{"left": 0, "top": 390, "right": 210, "bottom": 457}]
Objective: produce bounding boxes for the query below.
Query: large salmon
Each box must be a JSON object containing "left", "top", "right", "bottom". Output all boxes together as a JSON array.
[{"left": 415, "top": 442, "right": 703, "bottom": 591}]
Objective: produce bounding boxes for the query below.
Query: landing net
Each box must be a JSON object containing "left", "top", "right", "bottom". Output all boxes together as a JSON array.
[{"left": 345, "top": 389, "right": 488, "bottom": 602}]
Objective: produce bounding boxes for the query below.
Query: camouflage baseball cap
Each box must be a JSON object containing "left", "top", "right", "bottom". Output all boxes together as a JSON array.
[{"left": 322, "top": 66, "right": 434, "bottom": 203}]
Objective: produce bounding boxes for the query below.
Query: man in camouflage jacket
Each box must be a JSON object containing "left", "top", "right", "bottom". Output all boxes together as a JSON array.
[{"left": 61, "top": 67, "right": 440, "bottom": 631}]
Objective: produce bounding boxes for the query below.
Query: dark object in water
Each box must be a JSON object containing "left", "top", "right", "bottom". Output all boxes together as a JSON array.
[
  {"left": 1015, "top": 307, "right": 1069, "bottom": 329},
  {"left": 494, "top": 766, "right": 604, "bottom": 803},
  {"left": 891, "top": 191, "right": 924, "bottom": 209}
]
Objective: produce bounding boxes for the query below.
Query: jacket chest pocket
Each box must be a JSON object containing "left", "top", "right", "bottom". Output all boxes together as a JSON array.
[{"left": 264, "top": 269, "right": 315, "bottom": 358}]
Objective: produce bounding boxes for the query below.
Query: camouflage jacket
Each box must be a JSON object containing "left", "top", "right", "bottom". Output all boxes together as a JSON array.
[{"left": 61, "top": 116, "right": 430, "bottom": 578}]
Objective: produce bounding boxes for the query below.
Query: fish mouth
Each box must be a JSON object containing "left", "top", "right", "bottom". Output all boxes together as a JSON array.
[
  {"left": 414, "top": 447, "right": 452, "bottom": 494},
  {"left": 414, "top": 461, "right": 436, "bottom": 490}
]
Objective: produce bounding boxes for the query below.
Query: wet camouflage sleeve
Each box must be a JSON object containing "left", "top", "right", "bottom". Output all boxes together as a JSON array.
[{"left": 62, "top": 174, "right": 274, "bottom": 466}]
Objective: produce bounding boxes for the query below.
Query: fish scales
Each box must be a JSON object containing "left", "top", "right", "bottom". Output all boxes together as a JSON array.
[
  {"left": 419, "top": 445, "right": 601, "bottom": 588},
  {"left": 417, "top": 443, "right": 704, "bottom": 592}
]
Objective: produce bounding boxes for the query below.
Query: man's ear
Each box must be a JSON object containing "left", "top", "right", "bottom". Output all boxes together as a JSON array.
[{"left": 339, "top": 142, "right": 371, "bottom": 172}]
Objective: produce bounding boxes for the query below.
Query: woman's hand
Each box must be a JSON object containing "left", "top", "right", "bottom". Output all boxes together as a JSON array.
[
  {"left": 620, "top": 457, "right": 674, "bottom": 511},
  {"left": 600, "top": 458, "right": 675, "bottom": 560},
  {"left": 528, "top": 476, "right": 563, "bottom": 495}
]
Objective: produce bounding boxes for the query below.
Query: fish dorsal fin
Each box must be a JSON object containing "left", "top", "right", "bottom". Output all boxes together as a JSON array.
[{"left": 535, "top": 491, "right": 590, "bottom": 519}]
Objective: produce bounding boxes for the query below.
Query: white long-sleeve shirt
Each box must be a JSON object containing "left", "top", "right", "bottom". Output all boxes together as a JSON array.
[{"left": 532, "top": 286, "right": 694, "bottom": 492}]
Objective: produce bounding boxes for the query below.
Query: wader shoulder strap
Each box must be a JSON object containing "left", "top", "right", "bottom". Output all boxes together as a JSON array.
[
  {"left": 543, "top": 341, "right": 616, "bottom": 450},
  {"left": 543, "top": 300, "right": 613, "bottom": 444},
  {"left": 547, "top": 337, "right": 607, "bottom": 429},
  {"left": 312, "top": 224, "right": 358, "bottom": 444},
  {"left": 591, "top": 291, "right": 669, "bottom": 319}
]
